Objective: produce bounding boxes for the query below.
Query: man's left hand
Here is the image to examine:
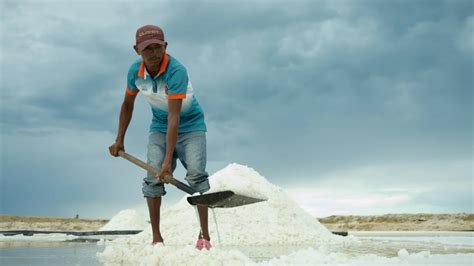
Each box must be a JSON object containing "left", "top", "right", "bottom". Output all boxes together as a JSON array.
[{"left": 157, "top": 163, "right": 172, "bottom": 183}]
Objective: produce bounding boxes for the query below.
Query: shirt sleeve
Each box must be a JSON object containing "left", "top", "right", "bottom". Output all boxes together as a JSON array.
[
  {"left": 166, "top": 66, "right": 188, "bottom": 100},
  {"left": 126, "top": 66, "right": 139, "bottom": 96}
]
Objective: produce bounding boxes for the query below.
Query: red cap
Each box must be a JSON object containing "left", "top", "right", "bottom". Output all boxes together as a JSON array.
[{"left": 135, "top": 25, "right": 166, "bottom": 52}]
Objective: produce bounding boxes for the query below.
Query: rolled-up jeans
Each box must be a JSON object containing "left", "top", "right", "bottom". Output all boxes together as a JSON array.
[{"left": 142, "top": 131, "right": 210, "bottom": 198}]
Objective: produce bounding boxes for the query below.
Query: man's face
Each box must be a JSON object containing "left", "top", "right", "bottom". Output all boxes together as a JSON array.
[{"left": 139, "top": 43, "right": 167, "bottom": 68}]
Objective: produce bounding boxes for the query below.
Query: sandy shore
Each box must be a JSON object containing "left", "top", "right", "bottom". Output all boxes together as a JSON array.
[
  {"left": 0, "top": 215, "right": 108, "bottom": 231},
  {"left": 318, "top": 213, "right": 474, "bottom": 231},
  {"left": 1, "top": 213, "right": 473, "bottom": 232}
]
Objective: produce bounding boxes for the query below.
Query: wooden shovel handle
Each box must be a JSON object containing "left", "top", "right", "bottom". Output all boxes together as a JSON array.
[{"left": 118, "top": 150, "right": 196, "bottom": 195}]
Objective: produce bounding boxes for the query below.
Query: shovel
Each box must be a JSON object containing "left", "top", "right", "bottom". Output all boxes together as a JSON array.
[{"left": 118, "top": 151, "right": 266, "bottom": 208}]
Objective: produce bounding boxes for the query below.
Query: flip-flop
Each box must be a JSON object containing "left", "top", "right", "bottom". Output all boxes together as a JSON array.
[{"left": 195, "top": 239, "right": 212, "bottom": 250}]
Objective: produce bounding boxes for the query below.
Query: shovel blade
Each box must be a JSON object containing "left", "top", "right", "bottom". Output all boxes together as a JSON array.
[{"left": 187, "top": 190, "right": 266, "bottom": 208}]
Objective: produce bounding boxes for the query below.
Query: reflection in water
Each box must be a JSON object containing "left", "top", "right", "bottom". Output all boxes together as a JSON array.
[{"left": 0, "top": 241, "right": 104, "bottom": 266}]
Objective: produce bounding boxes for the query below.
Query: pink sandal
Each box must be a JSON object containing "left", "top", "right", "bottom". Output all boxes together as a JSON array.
[{"left": 195, "top": 239, "right": 212, "bottom": 250}]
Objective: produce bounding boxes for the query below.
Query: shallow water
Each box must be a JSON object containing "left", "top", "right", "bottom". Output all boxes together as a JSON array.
[{"left": 0, "top": 241, "right": 103, "bottom": 265}]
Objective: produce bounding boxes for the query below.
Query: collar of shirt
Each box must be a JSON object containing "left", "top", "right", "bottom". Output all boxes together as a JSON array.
[{"left": 138, "top": 53, "right": 170, "bottom": 80}]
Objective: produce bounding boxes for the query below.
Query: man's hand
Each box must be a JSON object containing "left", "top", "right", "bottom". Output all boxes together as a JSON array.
[
  {"left": 109, "top": 142, "right": 124, "bottom": 157},
  {"left": 157, "top": 162, "right": 172, "bottom": 183}
]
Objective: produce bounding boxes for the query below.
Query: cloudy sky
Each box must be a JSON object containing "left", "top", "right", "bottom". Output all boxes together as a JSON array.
[{"left": 0, "top": 0, "right": 472, "bottom": 219}]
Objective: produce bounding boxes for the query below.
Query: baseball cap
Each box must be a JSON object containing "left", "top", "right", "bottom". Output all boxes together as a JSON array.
[{"left": 135, "top": 25, "right": 166, "bottom": 52}]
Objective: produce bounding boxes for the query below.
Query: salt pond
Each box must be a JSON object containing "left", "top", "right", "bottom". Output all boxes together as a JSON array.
[{"left": 0, "top": 241, "right": 101, "bottom": 265}]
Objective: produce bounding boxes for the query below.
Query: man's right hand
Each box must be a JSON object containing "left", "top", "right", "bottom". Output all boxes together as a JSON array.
[{"left": 109, "top": 142, "right": 124, "bottom": 157}]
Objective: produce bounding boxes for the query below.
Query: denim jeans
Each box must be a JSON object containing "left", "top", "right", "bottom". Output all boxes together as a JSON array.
[{"left": 142, "top": 131, "right": 210, "bottom": 197}]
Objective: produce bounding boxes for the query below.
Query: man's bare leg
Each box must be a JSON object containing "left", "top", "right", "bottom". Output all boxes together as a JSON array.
[
  {"left": 197, "top": 204, "right": 210, "bottom": 240},
  {"left": 147, "top": 197, "right": 164, "bottom": 243}
]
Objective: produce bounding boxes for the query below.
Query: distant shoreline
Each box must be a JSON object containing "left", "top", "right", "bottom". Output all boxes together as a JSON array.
[
  {"left": 0, "top": 215, "right": 108, "bottom": 232},
  {"left": 318, "top": 213, "right": 474, "bottom": 232},
  {"left": 1, "top": 213, "right": 473, "bottom": 232}
]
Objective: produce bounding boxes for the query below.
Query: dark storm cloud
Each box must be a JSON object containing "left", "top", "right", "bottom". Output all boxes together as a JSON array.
[{"left": 0, "top": 0, "right": 472, "bottom": 217}]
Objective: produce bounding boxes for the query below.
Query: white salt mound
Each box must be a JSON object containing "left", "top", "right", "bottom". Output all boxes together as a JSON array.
[
  {"left": 99, "top": 209, "right": 148, "bottom": 231},
  {"left": 205, "top": 163, "right": 269, "bottom": 199},
  {"left": 97, "top": 163, "right": 343, "bottom": 264},
  {"left": 98, "top": 244, "right": 254, "bottom": 266},
  {"left": 154, "top": 163, "right": 334, "bottom": 246}
]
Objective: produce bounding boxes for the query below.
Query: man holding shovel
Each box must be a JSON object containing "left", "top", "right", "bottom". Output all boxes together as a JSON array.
[{"left": 109, "top": 25, "right": 212, "bottom": 250}]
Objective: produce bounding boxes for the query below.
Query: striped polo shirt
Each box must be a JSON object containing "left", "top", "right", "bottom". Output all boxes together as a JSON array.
[{"left": 126, "top": 53, "right": 207, "bottom": 133}]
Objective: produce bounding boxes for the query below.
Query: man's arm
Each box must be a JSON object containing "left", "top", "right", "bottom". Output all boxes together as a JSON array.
[
  {"left": 158, "top": 99, "right": 182, "bottom": 182},
  {"left": 109, "top": 92, "right": 137, "bottom": 156}
]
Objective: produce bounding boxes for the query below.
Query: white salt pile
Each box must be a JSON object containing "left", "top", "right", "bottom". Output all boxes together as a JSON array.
[
  {"left": 99, "top": 209, "right": 148, "bottom": 231},
  {"left": 97, "top": 163, "right": 343, "bottom": 264},
  {"left": 205, "top": 163, "right": 269, "bottom": 200},
  {"left": 98, "top": 245, "right": 255, "bottom": 265},
  {"left": 154, "top": 163, "right": 336, "bottom": 246}
]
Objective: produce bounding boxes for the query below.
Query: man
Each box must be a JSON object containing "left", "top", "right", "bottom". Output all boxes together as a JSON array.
[{"left": 109, "top": 25, "right": 212, "bottom": 250}]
